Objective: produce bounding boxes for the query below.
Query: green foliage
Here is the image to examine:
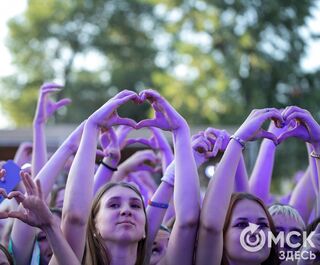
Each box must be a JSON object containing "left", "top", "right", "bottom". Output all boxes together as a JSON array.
[
  {"left": 2, "top": 0, "right": 319, "bottom": 126},
  {"left": 1, "top": 0, "right": 161, "bottom": 124},
  {"left": 1, "top": 0, "right": 320, "bottom": 191}
]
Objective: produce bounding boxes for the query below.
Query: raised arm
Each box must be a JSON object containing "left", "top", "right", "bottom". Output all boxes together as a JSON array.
[
  {"left": 93, "top": 127, "right": 122, "bottom": 194},
  {"left": 278, "top": 106, "right": 320, "bottom": 217},
  {"left": 196, "top": 108, "right": 283, "bottom": 265},
  {"left": 204, "top": 128, "right": 249, "bottom": 192},
  {"left": 61, "top": 90, "right": 137, "bottom": 260},
  {"left": 5, "top": 172, "right": 80, "bottom": 265},
  {"left": 136, "top": 89, "right": 200, "bottom": 265},
  {"left": 249, "top": 120, "right": 294, "bottom": 203},
  {"left": 13, "top": 142, "right": 32, "bottom": 168},
  {"left": 10, "top": 122, "right": 83, "bottom": 265},
  {"left": 289, "top": 167, "right": 316, "bottom": 224},
  {"left": 32, "top": 83, "right": 71, "bottom": 177}
]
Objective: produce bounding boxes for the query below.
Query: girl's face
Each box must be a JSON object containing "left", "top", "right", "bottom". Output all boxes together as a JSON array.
[
  {"left": 225, "top": 199, "right": 271, "bottom": 264},
  {"left": 272, "top": 214, "right": 304, "bottom": 261},
  {"left": 95, "top": 186, "right": 146, "bottom": 243}
]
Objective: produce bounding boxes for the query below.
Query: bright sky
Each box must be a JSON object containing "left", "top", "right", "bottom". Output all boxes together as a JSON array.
[{"left": 0, "top": 1, "right": 319, "bottom": 128}]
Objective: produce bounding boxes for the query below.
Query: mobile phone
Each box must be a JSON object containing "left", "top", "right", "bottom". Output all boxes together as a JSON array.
[{"left": 0, "top": 160, "right": 21, "bottom": 203}]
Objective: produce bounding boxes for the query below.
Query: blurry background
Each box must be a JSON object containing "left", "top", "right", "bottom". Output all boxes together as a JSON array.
[{"left": 0, "top": 0, "right": 320, "bottom": 195}]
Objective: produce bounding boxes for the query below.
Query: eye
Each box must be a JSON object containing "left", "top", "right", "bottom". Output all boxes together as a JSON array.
[
  {"left": 109, "top": 203, "right": 120, "bottom": 208},
  {"left": 258, "top": 222, "right": 269, "bottom": 228},
  {"left": 131, "top": 203, "right": 142, "bottom": 209},
  {"left": 235, "top": 222, "right": 249, "bottom": 228}
]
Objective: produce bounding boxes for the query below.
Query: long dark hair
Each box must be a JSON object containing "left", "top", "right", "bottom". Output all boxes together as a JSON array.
[
  {"left": 221, "top": 192, "right": 279, "bottom": 265},
  {"left": 82, "top": 182, "right": 148, "bottom": 265}
]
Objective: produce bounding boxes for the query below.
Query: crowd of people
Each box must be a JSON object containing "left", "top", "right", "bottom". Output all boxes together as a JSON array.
[{"left": 0, "top": 83, "right": 319, "bottom": 265}]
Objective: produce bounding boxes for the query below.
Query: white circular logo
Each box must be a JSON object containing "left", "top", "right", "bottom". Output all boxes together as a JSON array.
[{"left": 240, "top": 223, "right": 266, "bottom": 252}]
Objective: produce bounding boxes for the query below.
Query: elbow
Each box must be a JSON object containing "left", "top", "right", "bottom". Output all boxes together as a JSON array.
[
  {"left": 176, "top": 212, "right": 200, "bottom": 229},
  {"left": 62, "top": 211, "right": 88, "bottom": 227},
  {"left": 199, "top": 218, "right": 223, "bottom": 235}
]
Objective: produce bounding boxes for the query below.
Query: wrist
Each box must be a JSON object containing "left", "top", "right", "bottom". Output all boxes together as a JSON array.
[
  {"left": 172, "top": 120, "right": 189, "bottom": 134},
  {"left": 84, "top": 120, "right": 100, "bottom": 136},
  {"left": 102, "top": 156, "right": 120, "bottom": 168},
  {"left": 112, "top": 167, "right": 127, "bottom": 181},
  {"left": 229, "top": 137, "right": 246, "bottom": 151},
  {"left": 312, "top": 143, "right": 320, "bottom": 153},
  {"left": 33, "top": 119, "right": 45, "bottom": 127},
  {"left": 41, "top": 216, "right": 58, "bottom": 233},
  {"left": 173, "top": 123, "right": 190, "bottom": 140},
  {"left": 230, "top": 135, "right": 246, "bottom": 149},
  {"left": 100, "top": 159, "right": 118, "bottom": 171}
]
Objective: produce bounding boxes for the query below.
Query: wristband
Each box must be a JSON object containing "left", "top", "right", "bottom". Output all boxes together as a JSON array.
[
  {"left": 310, "top": 150, "right": 320, "bottom": 159},
  {"left": 230, "top": 135, "right": 246, "bottom": 150},
  {"left": 100, "top": 160, "right": 118, "bottom": 171},
  {"left": 161, "top": 161, "right": 175, "bottom": 186},
  {"left": 148, "top": 199, "right": 169, "bottom": 209}
]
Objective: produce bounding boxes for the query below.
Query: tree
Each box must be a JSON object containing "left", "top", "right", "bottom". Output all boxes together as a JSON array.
[
  {"left": 1, "top": 0, "right": 319, "bottom": 128},
  {"left": 1, "top": 0, "right": 161, "bottom": 125},
  {"left": 152, "top": 0, "right": 320, "bottom": 125}
]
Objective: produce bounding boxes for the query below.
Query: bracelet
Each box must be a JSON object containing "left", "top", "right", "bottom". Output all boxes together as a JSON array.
[
  {"left": 230, "top": 135, "right": 246, "bottom": 149},
  {"left": 148, "top": 199, "right": 169, "bottom": 209},
  {"left": 310, "top": 151, "right": 320, "bottom": 159},
  {"left": 100, "top": 160, "right": 118, "bottom": 171}
]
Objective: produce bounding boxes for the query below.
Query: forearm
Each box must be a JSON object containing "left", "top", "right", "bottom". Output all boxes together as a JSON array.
[
  {"left": 234, "top": 154, "right": 249, "bottom": 192},
  {"left": 310, "top": 143, "right": 320, "bottom": 217},
  {"left": 45, "top": 223, "right": 80, "bottom": 265},
  {"left": 12, "top": 141, "right": 73, "bottom": 264},
  {"left": 163, "top": 199, "right": 175, "bottom": 224},
  {"left": 159, "top": 145, "right": 174, "bottom": 172},
  {"left": 290, "top": 168, "right": 316, "bottom": 225},
  {"left": 201, "top": 139, "right": 242, "bottom": 231},
  {"left": 32, "top": 122, "right": 48, "bottom": 177},
  {"left": 63, "top": 122, "right": 97, "bottom": 221},
  {"left": 173, "top": 126, "right": 200, "bottom": 225},
  {"left": 35, "top": 144, "right": 74, "bottom": 199},
  {"left": 147, "top": 182, "right": 173, "bottom": 242},
  {"left": 62, "top": 122, "right": 98, "bottom": 259},
  {"left": 93, "top": 162, "right": 114, "bottom": 194},
  {"left": 249, "top": 140, "right": 276, "bottom": 203},
  {"left": 11, "top": 215, "right": 37, "bottom": 265}
]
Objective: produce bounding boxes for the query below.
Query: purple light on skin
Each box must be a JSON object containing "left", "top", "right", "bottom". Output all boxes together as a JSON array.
[
  {"left": 205, "top": 165, "right": 215, "bottom": 179},
  {"left": 21, "top": 163, "right": 31, "bottom": 170}
]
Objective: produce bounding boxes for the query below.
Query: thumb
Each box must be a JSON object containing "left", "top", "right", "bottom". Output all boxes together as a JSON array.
[
  {"left": 277, "top": 129, "right": 297, "bottom": 145},
  {"left": 254, "top": 130, "right": 278, "bottom": 146},
  {"left": 135, "top": 119, "right": 157, "bottom": 129},
  {"left": 54, "top": 98, "right": 72, "bottom": 110},
  {"left": 115, "top": 118, "right": 137, "bottom": 128}
]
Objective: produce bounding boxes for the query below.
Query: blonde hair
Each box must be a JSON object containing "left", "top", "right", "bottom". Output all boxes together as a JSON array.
[{"left": 268, "top": 204, "right": 305, "bottom": 230}]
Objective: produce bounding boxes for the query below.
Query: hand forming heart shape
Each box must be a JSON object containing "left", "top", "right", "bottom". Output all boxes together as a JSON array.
[{"left": 276, "top": 106, "right": 320, "bottom": 148}]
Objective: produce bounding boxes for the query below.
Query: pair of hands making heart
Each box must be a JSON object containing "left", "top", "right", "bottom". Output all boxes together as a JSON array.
[
  {"left": 87, "top": 89, "right": 187, "bottom": 133},
  {"left": 234, "top": 106, "right": 320, "bottom": 150}
]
